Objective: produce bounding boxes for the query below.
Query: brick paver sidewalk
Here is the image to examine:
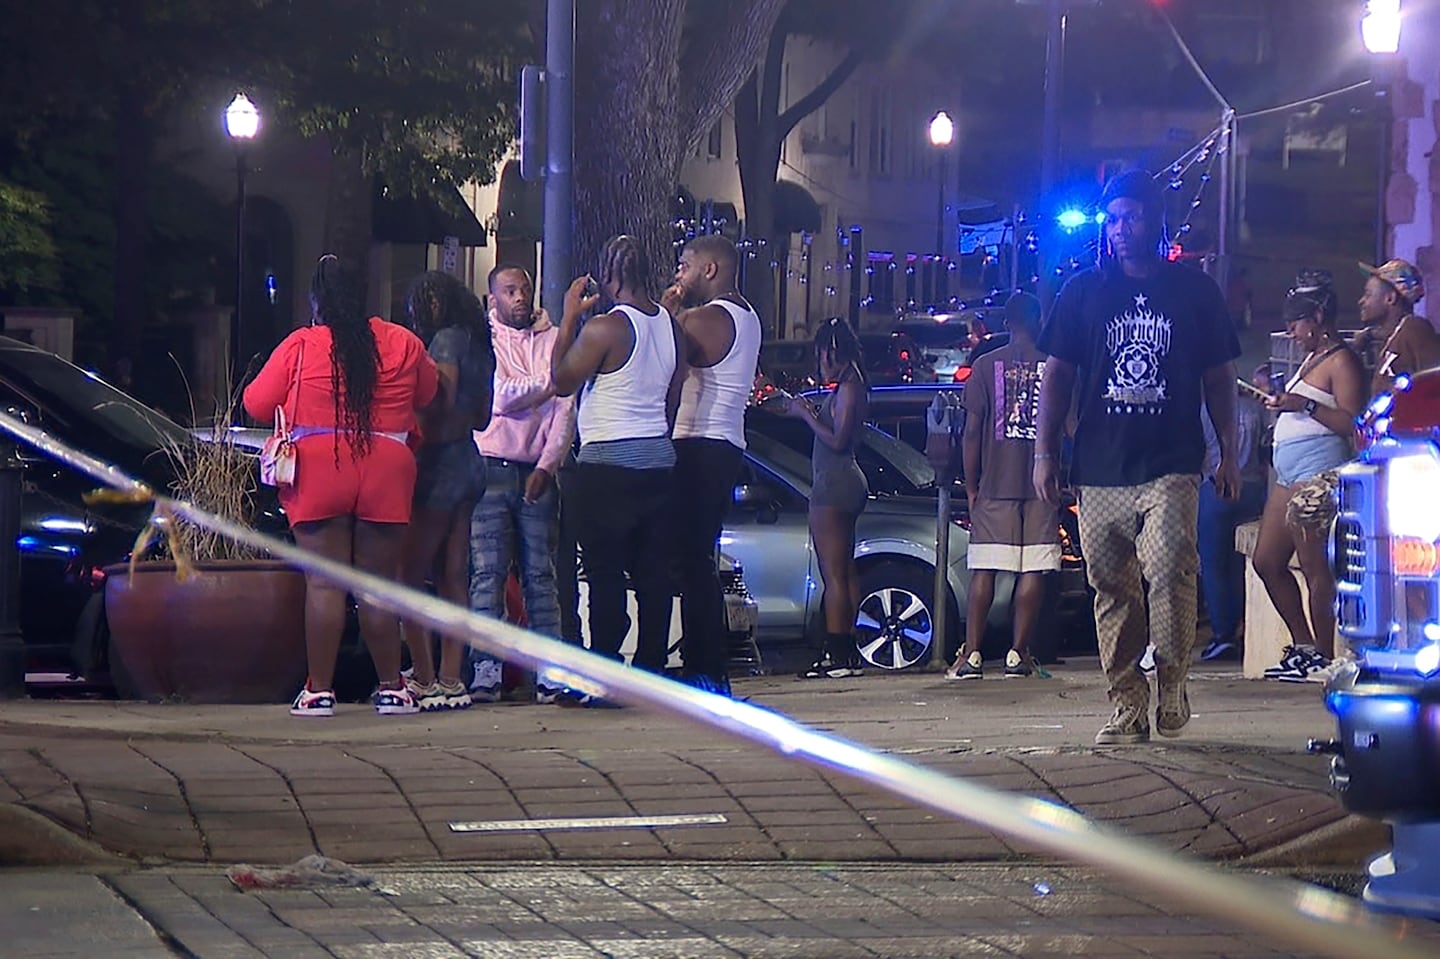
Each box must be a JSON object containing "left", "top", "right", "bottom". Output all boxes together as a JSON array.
[
  {"left": 0, "top": 667, "right": 1366, "bottom": 869},
  {"left": 91, "top": 863, "right": 1437, "bottom": 959}
]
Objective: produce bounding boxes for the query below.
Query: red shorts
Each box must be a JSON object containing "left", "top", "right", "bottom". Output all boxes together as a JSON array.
[{"left": 279, "top": 435, "right": 416, "bottom": 526}]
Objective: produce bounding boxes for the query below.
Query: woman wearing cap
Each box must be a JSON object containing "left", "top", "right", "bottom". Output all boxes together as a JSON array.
[{"left": 1252, "top": 271, "right": 1365, "bottom": 684}]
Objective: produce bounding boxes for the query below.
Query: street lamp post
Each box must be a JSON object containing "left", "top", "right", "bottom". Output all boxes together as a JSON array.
[
  {"left": 1363, "top": 1, "right": 1401, "bottom": 266},
  {"left": 224, "top": 94, "right": 260, "bottom": 385},
  {"left": 928, "top": 111, "right": 954, "bottom": 255}
]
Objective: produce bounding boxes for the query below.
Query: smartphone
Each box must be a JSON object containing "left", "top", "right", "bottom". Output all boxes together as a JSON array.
[{"left": 1237, "top": 378, "right": 1270, "bottom": 401}]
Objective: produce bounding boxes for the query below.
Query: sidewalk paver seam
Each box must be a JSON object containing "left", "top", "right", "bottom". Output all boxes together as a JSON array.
[
  {"left": 229, "top": 743, "right": 324, "bottom": 857},
  {"left": 123, "top": 741, "right": 213, "bottom": 861},
  {"left": 1105, "top": 756, "right": 1248, "bottom": 852},
  {"left": 25, "top": 745, "right": 95, "bottom": 841},
  {"left": 440, "top": 750, "right": 564, "bottom": 861}
]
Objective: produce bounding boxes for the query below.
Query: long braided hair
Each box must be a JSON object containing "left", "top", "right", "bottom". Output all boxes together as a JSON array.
[
  {"left": 310, "top": 255, "right": 379, "bottom": 456},
  {"left": 598, "top": 234, "right": 653, "bottom": 299}
]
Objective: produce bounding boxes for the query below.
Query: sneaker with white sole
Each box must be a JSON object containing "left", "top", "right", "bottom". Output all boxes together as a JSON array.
[
  {"left": 372, "top": 686, "right": 420, "bottom": 715},
  {"left": 470, "top": 657, "right": 503, "bottom": 703},
  {"left": 1306, "top": 656, "right": 1356, "bottom": 685},
  {"left": 405, "top": 677, "right": 448, "bottom": 712},
  {"left": 799, "top": 655, "right": 859, "bottom": 679},
  {"left": 1095, "top": 702, "right": 1150, "bottom": 745},
  {"left": 434, "top": 679, "right": 473, "bottom": 710},
  {"left": 1136, "top": 644, "right": 1156, "bottom": 676},
  {"left": 1263, "top": 644, "right": 1329, "bottom": 683},
  {"left": 290, "top": 686, "right": 336, "bottom": 718},
  {"left": 1003, "top": 649, "right": 1033, "bottom": 678},
  {"left": 946, "top": 650, "right": 983, "bottom": 680},
  {"left": 1156, "top": 683, "right": 1191, "bottom": 738}
]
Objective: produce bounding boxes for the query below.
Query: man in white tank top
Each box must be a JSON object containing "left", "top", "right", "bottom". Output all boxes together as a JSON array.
[
  {"left": 550, "top": 236, "right": 688, "bottom": 697},
  {"left": 662, "top": 235, "right": 763, "bottom": 697}
]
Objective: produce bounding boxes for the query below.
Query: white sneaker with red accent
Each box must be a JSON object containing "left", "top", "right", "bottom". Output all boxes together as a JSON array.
[
  {"left": 290, "top": 687, "right": 336, "bottom": 718},
  {"left": 372, "top": 686, "right": 420, "bottom": 716}
]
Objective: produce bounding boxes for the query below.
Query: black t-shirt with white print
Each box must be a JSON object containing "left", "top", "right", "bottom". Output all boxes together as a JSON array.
[{"left": 1037, "top": 260, "right": 1240, "bottom": 487}]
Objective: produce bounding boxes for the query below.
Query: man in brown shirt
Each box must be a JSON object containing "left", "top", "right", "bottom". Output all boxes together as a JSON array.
[
  {"left": 948, "top": 293, "right": 1060, "bottom": 680},
  {"left": 1354, "top": 258, "right": 1440, "bottom": 395}
]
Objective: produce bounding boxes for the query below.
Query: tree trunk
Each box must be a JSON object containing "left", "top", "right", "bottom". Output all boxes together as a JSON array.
[
  {"left": 321, "top": 145, "right": 374, "bottom": 304},
  {"left": 574, "top": 0, "right": 685, "bottom": 292},
  {"left": 573, "top": 0, "right": 786, "bottom": 292}
]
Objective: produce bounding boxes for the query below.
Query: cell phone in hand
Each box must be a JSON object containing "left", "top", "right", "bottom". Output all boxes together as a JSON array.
[{"left": 1237, "top": 378, "right": 1270, "bottom": 401}]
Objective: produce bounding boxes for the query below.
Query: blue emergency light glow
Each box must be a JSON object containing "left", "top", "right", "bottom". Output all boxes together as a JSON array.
[{"left": 1056, "top": 209, "right": 1089, "bottom": 230}]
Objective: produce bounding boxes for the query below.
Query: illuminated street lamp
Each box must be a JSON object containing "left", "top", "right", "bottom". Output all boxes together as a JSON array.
[
  {"left": 1362, "top": 0, "right": 1401, "bottom": 54},
  {"left": 1363, "top": 2, "right": 1401, "bottom": 265},
  {"left": 224, "top": 94, "right": 260, "bottom": 380},
  {"left": 928, "top": 111, "right": 954, "bottom": 254}
]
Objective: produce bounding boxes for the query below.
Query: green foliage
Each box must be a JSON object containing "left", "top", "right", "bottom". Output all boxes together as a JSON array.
[
  {"left": 0, "top": 179, "right": 61, "bottom": 295},
  {"left": 258, "top": 0, "right": 528, "bottom": 198}
]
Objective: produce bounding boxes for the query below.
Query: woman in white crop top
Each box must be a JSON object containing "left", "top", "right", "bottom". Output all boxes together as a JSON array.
[{"left": 1251, "top": 273, "right": 1367, "bottom": 682}]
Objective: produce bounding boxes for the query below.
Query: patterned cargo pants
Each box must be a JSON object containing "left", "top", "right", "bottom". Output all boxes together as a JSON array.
[{"left": 1077, "top": 474, "right": 1201, "bottom": 712}]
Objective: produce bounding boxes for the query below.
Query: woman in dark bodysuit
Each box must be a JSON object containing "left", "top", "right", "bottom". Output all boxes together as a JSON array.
[
  {"left": 400, "top": 271, "right": 496, "bottom": 710},
  {"left": 778, "top": 317, "right": 870, "bottom": 679}
]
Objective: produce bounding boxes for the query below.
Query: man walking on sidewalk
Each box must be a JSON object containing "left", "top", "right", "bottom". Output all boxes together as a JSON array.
[
  {"left": 1034, "top": 169, "right": 1241, "bottom": 745},
  {"left": 948, "top": 292, "right": 1058, "bottom": 681},
  {"left": 468, "top": 264, "right": 576, "bottom": 703},
  {"left": 662, "top": 235, "right": 763, "bottom": 697},
  {"left": 552, "top": 236, "right": 687, "bottom": 696}
]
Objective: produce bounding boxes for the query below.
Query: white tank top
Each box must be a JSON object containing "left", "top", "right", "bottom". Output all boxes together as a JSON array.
[
  {"left": 1272, "top": 366, "right": 1340, "bottom": 445},
  {"left": 577, "top": 304, "right": 676, "bottom": 445},
  {"left": 673, "top": 298, "right": 762, "bottom": 448}
]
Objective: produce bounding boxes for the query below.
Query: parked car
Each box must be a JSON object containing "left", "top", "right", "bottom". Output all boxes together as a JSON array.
[
  {"left": 723, "top": 406, "right": 1025, "bottom": 672},
  {"left": 0, "top": 336, "right": 296, "bottom": 691},
  {"left": 757, "top": 340, "right": 817, "bottom": 394},
  {"left": 893, "top": 310, "right": 993, "bottom": 382},
  {"left": 795, "top": 383, "right": 1096, "bottom": 655},
  {"left": 857, "top": 331, "right": 935, "bottom": 385}
]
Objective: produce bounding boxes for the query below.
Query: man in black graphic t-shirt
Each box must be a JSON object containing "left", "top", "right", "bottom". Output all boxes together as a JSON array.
[{"left": 1034, "top": 169, "right": 1241, "bottom": 747}]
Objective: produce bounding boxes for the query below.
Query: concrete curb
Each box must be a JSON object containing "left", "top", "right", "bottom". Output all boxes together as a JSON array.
[
  {"left": 1240, "top": 814, "right": 1390, "bottom": 869},
  {"left": 0, "top": 802, "right": 127, "bottom": 867}
]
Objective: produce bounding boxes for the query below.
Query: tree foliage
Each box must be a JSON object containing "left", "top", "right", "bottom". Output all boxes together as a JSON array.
[
  {"left": 0, "top": 180, "right": 61, "bottom": 296},
  {"left": 0, "top": 0, "right": 527, "bottom": 369}
]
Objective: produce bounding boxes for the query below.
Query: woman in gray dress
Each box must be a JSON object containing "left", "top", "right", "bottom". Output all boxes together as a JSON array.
[{"left": 777, "top": 317, "right": 870, "bottom": 678}]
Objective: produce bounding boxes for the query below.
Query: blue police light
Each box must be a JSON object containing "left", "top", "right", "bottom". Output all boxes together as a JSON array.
[{"left": 1056, "top": 209, "right": 1089, "bottom": 231}]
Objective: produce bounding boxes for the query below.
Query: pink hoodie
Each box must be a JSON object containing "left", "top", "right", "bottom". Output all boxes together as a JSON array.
[{"left": 474, "top": 307, "right": 576, "bottom": 474}]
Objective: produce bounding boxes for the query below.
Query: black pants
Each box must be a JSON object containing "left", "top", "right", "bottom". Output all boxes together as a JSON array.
[
  {"left": 555, "top": 459, "right": 582, "bottom": 645},
  {"left": 673, "top": 438, "right": 744, "bottom": 681},
  {"left": 566, "top": 462, "right": 674, "bottom": 671}
]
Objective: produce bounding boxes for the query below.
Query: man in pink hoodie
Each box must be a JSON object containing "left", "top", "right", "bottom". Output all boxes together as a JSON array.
[{"left": 468, "top": 264, "right": 577, "bottom": 702}]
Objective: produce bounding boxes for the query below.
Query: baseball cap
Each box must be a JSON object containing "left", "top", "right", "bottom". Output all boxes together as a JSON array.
[{"left": 1359, "top": 258, "right": 1425, "bottom": 305}]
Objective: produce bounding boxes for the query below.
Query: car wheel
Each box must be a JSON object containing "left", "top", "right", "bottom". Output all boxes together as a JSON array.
[{"left": 854, "top": 561, "right": 942, "bottom": 670}]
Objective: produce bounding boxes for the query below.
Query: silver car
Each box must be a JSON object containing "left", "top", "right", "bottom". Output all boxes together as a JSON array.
[{"left": 728, "top": 413, "right": 1012, "bottom": 672}]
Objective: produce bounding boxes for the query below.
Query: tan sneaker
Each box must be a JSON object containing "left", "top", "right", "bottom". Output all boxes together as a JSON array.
[
  {"left": 405, "top": 677, "right": 448, "bottom": 712},
  {"left": 1156, "top": 683, "right": 1191, "bottom": 738},
  {"left": 1095, "top": 703, "right": 1150, "bottom": 745}
]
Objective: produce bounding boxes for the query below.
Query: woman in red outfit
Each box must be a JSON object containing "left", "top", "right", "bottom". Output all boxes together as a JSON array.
[{"left": 243, "top": 255, "right": 438, "bottom": 717}]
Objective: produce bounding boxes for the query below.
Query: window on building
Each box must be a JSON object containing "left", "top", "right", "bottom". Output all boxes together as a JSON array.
[
  {"left": 869, "top": 91, "right": 892, "bottom": 176},
  {"left": 707, "top": 123, "right": 723, "bottom": 160}
]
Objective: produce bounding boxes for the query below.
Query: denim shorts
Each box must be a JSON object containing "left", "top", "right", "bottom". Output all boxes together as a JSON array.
[
  {"left": 413, "top": 439, "right": 487, "bottom": 512},
  {"left": 1272, "top": 434, "right": 1351, "bottom": 488}
]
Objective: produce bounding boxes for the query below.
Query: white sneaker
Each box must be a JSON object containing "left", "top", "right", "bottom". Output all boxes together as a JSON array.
[
  {"left": 470, "top": 657, "right": 503, "bottom": 703},
  {"left": 1263, "top": 645, "right": 1329, "bottom": 683},
  {"left": 1136, "top": 644, "right": 1156, "bottom": 675}
]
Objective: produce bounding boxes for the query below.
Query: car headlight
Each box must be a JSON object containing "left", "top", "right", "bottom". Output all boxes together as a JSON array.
[{"left": 1386, "top": 448, "right": 1440, "bottom": 543}]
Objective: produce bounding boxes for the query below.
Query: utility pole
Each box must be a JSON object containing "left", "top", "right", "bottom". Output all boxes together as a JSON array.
[
  {"left": 1039, "top": 0, "right": 1066, "bottom": 194},
  {"left": 542, "top": 0, "right": 575, "bottom": 321}
]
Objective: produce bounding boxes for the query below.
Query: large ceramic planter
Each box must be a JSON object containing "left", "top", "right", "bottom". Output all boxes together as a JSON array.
[{"left": 104, "top": 560, "right": 306, "bottom": 703}]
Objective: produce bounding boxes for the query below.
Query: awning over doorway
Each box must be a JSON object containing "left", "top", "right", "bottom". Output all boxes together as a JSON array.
[{"left": 373, "top": 181, "right": 487, "bottom": 247}]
